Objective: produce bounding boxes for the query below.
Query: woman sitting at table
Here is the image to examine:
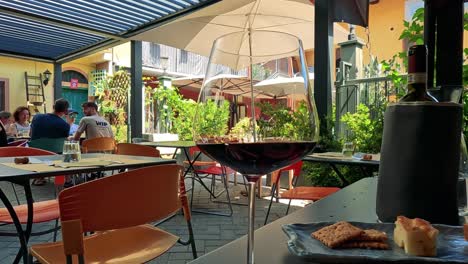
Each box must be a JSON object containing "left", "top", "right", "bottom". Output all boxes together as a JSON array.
[{"left": 8, "top": 106, "right": 31, "bottom": 138}]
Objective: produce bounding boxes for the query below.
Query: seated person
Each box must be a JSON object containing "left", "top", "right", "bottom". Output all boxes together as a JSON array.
[
  {"left": 30, "top": 99, "right": 70, "bottom": 186},
  {"left": 72, "top": 102, "right": 113, "bottom": 141},
  {"left": 8, "top": 106, "right": 30, "bottom": 137},
  {"left": 66, "top": 109, "right": 79, "bottom": 136},
  {"left": 0, "top": 111, "right": 11, "bottom": 147},
  {"left": 30, "top": 99, "right": 70, "bottom": 140}
]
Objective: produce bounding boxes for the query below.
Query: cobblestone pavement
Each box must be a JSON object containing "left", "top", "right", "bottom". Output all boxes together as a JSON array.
[{"left": 0, "top": 176, "right": 307, "bottom": 263}]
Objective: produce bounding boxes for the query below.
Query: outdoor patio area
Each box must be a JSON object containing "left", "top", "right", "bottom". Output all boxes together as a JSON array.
[
  {"left": 0, "top": 176, "right": 305, "bottom": 264},
  {"left": 0, "top": 0, "right": 466, "bottom": 263}
]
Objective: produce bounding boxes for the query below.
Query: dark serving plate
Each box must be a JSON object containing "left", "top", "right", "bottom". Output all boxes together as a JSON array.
[{"left": 282, "top": 222, "right": 468, "bottom": 263}]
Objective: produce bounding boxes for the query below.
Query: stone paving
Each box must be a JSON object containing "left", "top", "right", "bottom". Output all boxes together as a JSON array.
[{"left": 0, "top": 176, "right": 308, "bottom": 263}]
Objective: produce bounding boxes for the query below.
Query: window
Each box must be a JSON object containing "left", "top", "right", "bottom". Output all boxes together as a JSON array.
[
  {"left": 180, "top": 49, "right": 188, "bottom": 63},
  {"left": 150, "top": 43, "right": 161, "bottom": 60}
]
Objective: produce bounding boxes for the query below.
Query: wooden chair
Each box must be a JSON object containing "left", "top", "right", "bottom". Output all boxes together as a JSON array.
[
  {"left": 29, "top": 164, "right": 197, "bottom": 263},
  {"left": 116, "top": 143, "right": 161, "bottom": 158},
  {"left": 0, "top": 147, "right": 64, "bottom": 241},
  {"left": 264, "top": 161, "right": 341, "bottom": 225},
  {"left": 81, "top": 137, "right": 116, "bottom": 154}
]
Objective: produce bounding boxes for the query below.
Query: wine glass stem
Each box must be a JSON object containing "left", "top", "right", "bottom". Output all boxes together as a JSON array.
[{"left": 247, "top": 181, "right": 256, "bottom": 264}]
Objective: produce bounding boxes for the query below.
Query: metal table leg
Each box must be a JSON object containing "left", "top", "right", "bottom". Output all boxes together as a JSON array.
[
  {"left": 329, "top": 163, "right": 350, "bottom": 187},
  {"left": 0, "top": 178, "right": 34, "bottom": 264},
  {"left": 182, "top": 148, "right": 216, "bottom": 198},
  {"left": 183, "top": 148, "right": 232, "bottom": 216}
]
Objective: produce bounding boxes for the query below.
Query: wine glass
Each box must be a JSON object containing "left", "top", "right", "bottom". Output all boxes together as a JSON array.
[{"left": 193, "top": 30, "right": 319, "bottom": 264}]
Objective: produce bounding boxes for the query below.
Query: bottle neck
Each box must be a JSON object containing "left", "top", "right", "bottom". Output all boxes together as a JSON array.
[{"left": 407, "top": 72, "right": 426, "bottom": 92}]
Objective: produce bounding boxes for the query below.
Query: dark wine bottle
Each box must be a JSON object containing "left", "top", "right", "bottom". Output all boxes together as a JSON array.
[{"left": 400, "top": 45, "right": 438, "bottom": 102}]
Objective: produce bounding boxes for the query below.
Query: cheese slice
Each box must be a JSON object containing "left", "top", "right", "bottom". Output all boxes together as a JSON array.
[{"left": 393, "top": 216, "right": 439, "bottom": 257}]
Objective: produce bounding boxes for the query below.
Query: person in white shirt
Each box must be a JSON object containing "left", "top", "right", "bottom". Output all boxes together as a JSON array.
[
  {"left": 72, "top": 102, "right": 113, "bottom": 141},
  {"left": 8, "top": 106, "right": 30, "bottom": 137}
]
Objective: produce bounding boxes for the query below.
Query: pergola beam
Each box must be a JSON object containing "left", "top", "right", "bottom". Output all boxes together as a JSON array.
[
  {"left": 130, "top": 41, "right": 143, "bottom": 140},
  {"left": 0, "top": 7, "right": 125, "bottom": 40},
  {"left": 314, "top": 0, "right": 334, "bottom": 130},
  {"left": 53, "top": 63, "right": 62, "bottom": 101}
]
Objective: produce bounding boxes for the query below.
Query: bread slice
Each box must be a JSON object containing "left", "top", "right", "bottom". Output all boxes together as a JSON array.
[{"left": 393, "top": 216, "right": 439, "bottom": 257}]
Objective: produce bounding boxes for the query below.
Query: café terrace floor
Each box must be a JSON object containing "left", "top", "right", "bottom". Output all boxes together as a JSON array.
[{"left": 0, "top": 176, "right": 308, "bottom": 263}]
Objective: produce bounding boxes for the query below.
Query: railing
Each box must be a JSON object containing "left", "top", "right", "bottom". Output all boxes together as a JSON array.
[{"left": 335, "top": 61, "right": 406, "bottom": 137}]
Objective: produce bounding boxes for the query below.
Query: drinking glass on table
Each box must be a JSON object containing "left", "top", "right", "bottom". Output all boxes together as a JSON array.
[
  {"left": 63, "top": 140, "right": 81, "bottom": 163},
  {"left": 193, "top": 30, "right": 319, "bottom": 264},
  {"left": 342, "top": 142, "right": 355, "bottom": 157}
]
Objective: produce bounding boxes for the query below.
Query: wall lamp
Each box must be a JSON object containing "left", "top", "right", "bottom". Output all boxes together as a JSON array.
[{"left": 43, "top": 69, "right": 52, "bottom": 86}]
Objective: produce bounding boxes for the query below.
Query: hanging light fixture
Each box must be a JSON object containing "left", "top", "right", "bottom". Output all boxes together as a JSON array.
[{"left": 42, "top": 69, "right": 52, "bottom": 86}]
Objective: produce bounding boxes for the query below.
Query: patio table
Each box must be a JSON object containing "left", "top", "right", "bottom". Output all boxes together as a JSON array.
[
  {"left": 188, "top": 177, "right": 378, "bottom": 264},
  {"left": 138, "top": 141, "right": 230, "bottom": 216},
  {"left": 0, "top": 153, "right": 175, "bottom": 264},
  {"left": 303, "top": 152, "right": 380, "bottom": 186}
]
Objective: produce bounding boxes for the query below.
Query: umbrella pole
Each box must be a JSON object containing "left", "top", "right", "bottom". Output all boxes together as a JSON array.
[{"left": 248, "top": 29, "right": 257, "bottom": 143}]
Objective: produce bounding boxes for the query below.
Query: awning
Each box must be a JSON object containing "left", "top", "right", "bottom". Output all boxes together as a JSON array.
[{"left": 0, "top": 0, "right": 220, "bottom": 63}]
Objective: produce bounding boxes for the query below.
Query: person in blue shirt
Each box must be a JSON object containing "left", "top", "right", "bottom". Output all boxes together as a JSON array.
[
  {"left": 30, "top": 99, "right": 70, "bottom": 140},
  {"left": 30, "top": 99, "right": 70, "bottom": 186}
]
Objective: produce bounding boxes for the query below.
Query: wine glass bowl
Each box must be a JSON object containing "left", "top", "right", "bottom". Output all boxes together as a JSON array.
[{"left": 193, "top": 30, "right": 319, "bottom": 264}]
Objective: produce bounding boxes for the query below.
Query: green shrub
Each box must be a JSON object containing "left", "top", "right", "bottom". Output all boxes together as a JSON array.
[{"left": 341, "top": 104, "right": 384, "bottom": 154}]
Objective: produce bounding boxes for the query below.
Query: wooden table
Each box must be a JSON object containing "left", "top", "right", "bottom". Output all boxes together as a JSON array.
[
  {"left": 189, "top": 177, "right": 379, "bottom": 264},
  {"left": 0, "top": 154, "right": 175, "bottom": 264},
  {"left": 303, "top": 152, "right": 380, "bottom": 186}
]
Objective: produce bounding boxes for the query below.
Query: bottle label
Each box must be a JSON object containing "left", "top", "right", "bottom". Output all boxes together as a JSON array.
[{"left": 408, "top": 73, "right": 426, "bottom": 84}]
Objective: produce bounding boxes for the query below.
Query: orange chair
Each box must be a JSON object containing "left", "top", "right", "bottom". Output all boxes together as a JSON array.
[
  {"left": 81, "top": 137, "right": 116, "bottom": 154},
  {"left": 29, "top": 164, "right": 197, "bottom": 263},
  {"left": 0, "top": 147, "right": 65, "bottom": 241},
  {"left": 116, "top": 143, "right": 161, "bottom": 157},
  {"left": 264, "top": 161, "right": 341, "bottom": 225}
]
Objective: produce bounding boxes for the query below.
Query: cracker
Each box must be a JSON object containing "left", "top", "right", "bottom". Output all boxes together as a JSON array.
[
  {"left": 340, "top": 241, "right": 390, "bottom": 250},
  {"left": 355, "top": 229, "right": 387, "bottom": 242},
  {"left": 311, "top": 221, "right": 364, "bottom": 248}
]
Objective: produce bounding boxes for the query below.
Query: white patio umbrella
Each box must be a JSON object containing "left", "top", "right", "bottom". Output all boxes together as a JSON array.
[
  {"left": 131, "top": 0, "right": 349, "bottom": 59},
  {"left": 173, "top": 74, "right": 251, "bottom": 91},
  {"left": 254, "top": 73, "right": 315, "bottom": 97},
  {"left": 173, "top": 74, "right": 283, "bottom": 100}
]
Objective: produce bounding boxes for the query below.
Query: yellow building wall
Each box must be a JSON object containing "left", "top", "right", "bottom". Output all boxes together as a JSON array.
[
  {"left": 350, "top": 0, "right": 467, "bottom": 66},
  {"left": 0, "top": 56, "right": 96, "bottom": 112},
  {"left": 354, "top": 0, "right": 407, "bottom": 64},
  {"left": 0, "top": 57, "right": 54, "bottom": 112}
]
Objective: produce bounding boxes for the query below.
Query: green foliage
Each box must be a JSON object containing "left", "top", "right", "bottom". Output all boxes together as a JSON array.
[
  {"left": 341, "top": 104, "right": 384, "bottom": 154},
  {"left": 152, "top": 85, "right": 183, "bottom": 133},
  {"left": 194, "top": 100, "right": 230, "bottom": 138},
  {"left": 256, "top": 101, "right": 313, "bottom": 140},
  {"left": 229, "top": 117, "right": 253, "bottom": 139},
  {"left": 400, "top": 8, "right": 424, "bottom": 45},
  {"left": 172, "top": 99, "right": 197, "bottom": 141},
  {"left": 150, "top": 85, "right": 230, "bottom": 140},
  {"left": 257, "top": 101, "right": 294, "bottom": 139},
  {"left": 302, "top": 111, "right": 343, "bottom": 187},
  {"left": 94, "top": 70, "right": 129, "bottom": 142},
  {"left": 112, "top": 125, "right": 128, "bottom": 143}
]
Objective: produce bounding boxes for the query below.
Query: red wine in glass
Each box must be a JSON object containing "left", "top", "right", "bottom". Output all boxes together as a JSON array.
[{"left": 197, "top": 141, "right": 316, "bottom": 182}]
